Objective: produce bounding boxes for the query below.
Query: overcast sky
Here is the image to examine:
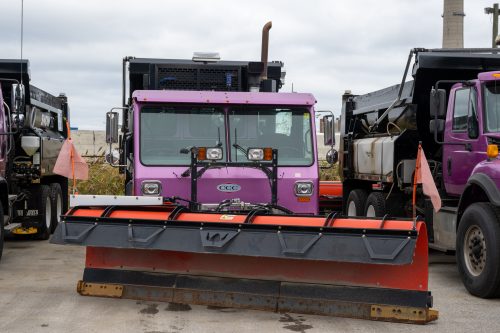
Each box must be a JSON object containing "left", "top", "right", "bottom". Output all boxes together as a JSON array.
[{"left": 0, "top": 0, "right": 498, "bottom": 129}]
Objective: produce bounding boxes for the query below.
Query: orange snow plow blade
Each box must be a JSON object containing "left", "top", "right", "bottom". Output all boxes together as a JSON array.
[{"left": 51, "top": 202, "right": 438, "bottom": 324}]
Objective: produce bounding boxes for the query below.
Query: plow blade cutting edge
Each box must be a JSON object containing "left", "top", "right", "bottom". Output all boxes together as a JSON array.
[{"left": 51, "top": 204, "right": 438, "bottom": 324}]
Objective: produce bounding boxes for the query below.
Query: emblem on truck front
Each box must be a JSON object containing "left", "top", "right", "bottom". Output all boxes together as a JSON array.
[{"left": 217, "top": 184, "right": 241, "bottom": 192}]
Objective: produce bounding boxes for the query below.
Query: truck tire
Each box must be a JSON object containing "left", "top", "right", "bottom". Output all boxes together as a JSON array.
[
  {"left": 364, "top": 192, "right": 386, "bottom": 217},
  {"left": 0, "top": 203, "right": 4, "bottom": 260},
  {"left": 456, "top": 202, "right": 500, "bottom": 298},
  {"left": 49, "top": 183, "right": 63, "bottom": 233},
  {"left": 34, "top": 185, "right": 52, "bottom": 240},
  {"left": 346, "top": 189, "right": 368, "bottom": 216}
]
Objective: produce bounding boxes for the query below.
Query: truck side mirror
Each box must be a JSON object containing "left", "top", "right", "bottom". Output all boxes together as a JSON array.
[
  {"left": 429, "top": 119, "right": 444, "bottom": 135},
  {"left": 106, "top": 111, "right": 119, "bottom": 144},
  {"left": 326, "top": 148, "right": 338, "bottom": 165},
  {"left": 322, "top": 115, "right": 335, "bottom": 146},
  {"left": 430, "top": 89, "right": 446, "bottom": 118},
  {"left": 105, "top": 148, "right": 120, "bottom": 164},
  {"left": 11, "top": 83, "right": 26, "bottom": 114}
]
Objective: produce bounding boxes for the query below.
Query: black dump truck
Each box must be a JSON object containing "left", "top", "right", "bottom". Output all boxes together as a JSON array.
[{"left": 0, "top": 60, "right": 69, "bottom": 258}]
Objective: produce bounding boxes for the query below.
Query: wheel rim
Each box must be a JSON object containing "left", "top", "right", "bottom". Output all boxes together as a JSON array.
[
  {"left": 45, "top": 199, "right": 52, "bottom": 229},
  {"left": 366, "top": 205, "right": 376, "bottom": 217},
  {"left": 56, "top": 193, "right": 62, "bottom": 223},
  {"left": 347, "top": 201, "right": 357, "bottom": 216},
  {"left": 463, "top": 225, "right": 486, "bottom": 277}
]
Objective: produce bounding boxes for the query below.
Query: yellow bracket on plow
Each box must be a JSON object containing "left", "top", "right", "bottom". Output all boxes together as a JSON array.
[
  {"left": 77, "top": 281, "right": 123, "bottom": 298},
  {"left": 370, "top": 305, "right": 439, "bottom": 324}
]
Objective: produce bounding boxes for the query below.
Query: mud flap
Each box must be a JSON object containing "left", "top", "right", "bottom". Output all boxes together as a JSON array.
[{"left": 12, "top": 186, "right": 46, "bottom": 228}]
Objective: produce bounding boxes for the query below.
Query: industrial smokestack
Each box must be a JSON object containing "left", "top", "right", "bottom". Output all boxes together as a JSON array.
[
  {"left": 261, "top": 21, "right": 272, "bottom": 79},
  {"left": 442, "top": 0, "right": 465, "bottom": 48}
]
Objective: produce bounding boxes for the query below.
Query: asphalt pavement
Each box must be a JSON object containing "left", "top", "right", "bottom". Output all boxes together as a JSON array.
[{"left": 0, "top": 239, "right": 498, "bottom": 333}]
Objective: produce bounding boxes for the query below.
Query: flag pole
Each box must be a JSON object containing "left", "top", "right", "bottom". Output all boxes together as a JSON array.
[
  {"left": 412, "top": 142, "right": 422, "bottom": 221},
  {"left": 66, "top": 121, "right": 76, "bottom": 194}
]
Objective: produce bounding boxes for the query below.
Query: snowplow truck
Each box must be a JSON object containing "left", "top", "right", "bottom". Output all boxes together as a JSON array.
[
  {"left": 0, "top": 59, "right": 69, "bottom": 257},
  {"left": 51, "top": 25, "right": 437, "bottom": 323},
  {"left": 337, "top": 48, "right": 500, "bottom": 298}
]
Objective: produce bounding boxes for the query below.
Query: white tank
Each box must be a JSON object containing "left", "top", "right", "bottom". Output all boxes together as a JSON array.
[
  {"left": 21, "top": 136, "right": 40, "bottom": 156},
  {"left": 353, "top": 136, "right": 397, "bottom": 181}
]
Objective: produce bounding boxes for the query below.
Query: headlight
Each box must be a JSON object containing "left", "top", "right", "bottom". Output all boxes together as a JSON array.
[
  {"left": 247, "top": 148, "right": 273, "bottom": 161},
  {"left": 206, "top": 147, "right": 223, "bottom": 160},
  {"left": 141, "top": 180, "right": 162, "bottom": 196},
  {"left": 294, "top": 181, "right": 313, "bottom": 196},
  {"left": 247, "top": 148, "right": 264, "bottom": 161},
  {"left": 197, "top": 147, "right": 223, "bottom": 161}
]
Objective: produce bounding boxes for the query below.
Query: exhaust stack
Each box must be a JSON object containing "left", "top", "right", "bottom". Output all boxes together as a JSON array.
[
  {"left": 261, "top": 21, "right": 272, "bottom": 80},
  {"left": 259, "top": 21, "right": 277, "bottom": 92}
]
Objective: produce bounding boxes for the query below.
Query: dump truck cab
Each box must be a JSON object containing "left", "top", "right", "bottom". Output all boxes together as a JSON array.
[
  {"left": 130, "top": 90, "right": 318, "bottom": 214},
  {"left": 440, "top": 73, "right": 500, "bottom": 196},
  {"left": 106, "top": 55, "right": 321, "bottom": 215}
]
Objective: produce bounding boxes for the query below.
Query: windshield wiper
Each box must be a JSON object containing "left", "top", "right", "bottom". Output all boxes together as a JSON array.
[
  {"left": 179, "top": 147, "right": 193, "bottom": 154},
  {"left": 232, "top": 127, "right": 248, "bottom": 162},
  {"left": 232, "top": 143, "right": 247, "bottom": 155},
  {"left": 216, "top": 127, "right": 222, "bottom": 147},
  {"left": 179, "top": 146, "right": 195, "bottom": 177}
]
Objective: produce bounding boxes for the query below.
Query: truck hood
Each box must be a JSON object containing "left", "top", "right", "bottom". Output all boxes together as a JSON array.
[{"left": 472, "top": 158, "right": 500, "bottom": 181}]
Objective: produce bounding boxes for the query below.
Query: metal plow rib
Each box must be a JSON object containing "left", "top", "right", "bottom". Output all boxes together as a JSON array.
[{"left": 51, "top": 204, "right": 438, "bottom": 324}]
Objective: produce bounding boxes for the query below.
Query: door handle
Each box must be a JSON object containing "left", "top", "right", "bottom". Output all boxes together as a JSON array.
[
  {"left": 447, "top": 158, "right": 452, "bottom": 176},
  {"left": 465, "top": 143, "right": 472, "bottom": 152}
]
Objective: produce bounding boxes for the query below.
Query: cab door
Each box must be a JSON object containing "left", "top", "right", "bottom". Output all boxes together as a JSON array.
[{"left": 443, "top": 86, "right": 486, "bottom": 196}]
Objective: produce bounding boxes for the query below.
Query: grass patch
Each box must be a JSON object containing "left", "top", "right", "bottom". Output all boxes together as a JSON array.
[
  {"left": 319, "top": 161, "right": 340, "bottom": 181},
  {"left": 72, "top": 158, "right": 125, "bottom": 195}
]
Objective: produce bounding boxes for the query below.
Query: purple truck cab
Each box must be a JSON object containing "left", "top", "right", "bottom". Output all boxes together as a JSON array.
[
  {"left": 131, "top": 90, "right": 319, "bottom": 214},
  {"left": 442, "top": 72, "right": 500, "bottom": 196},
  {"left": 427, "top": 70, "right": 500, "bottom": 298}
]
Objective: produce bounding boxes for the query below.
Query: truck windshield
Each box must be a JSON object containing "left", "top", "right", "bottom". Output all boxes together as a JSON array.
[
  {"left": 228, "top": 107, "right": 313, "bottom": 166},
  {"left": 484, "top": 82, "right": 500, "bottom": 133},
  {"left": 140, "top": 105, "right": 225, "bottom": 165}
]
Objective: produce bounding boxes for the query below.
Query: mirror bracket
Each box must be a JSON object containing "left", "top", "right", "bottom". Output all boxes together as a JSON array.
[{"left": 105, "top": 107, "right": 128, "bottom": 167}]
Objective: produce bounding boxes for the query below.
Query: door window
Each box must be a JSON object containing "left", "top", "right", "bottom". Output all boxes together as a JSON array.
[{"left": 452, "top": 88, "right": 470, "bottom": 131}]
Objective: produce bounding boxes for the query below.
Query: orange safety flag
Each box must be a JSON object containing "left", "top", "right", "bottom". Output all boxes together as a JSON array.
[
  {"left": 53, "top": 138, "right": 89, "bottom": 180},
  {"left": 53, "top": 122, "right": 89, "bottom": 185},
  {"left": 414, "top": 144, "right": 442, "bottom": 212}
]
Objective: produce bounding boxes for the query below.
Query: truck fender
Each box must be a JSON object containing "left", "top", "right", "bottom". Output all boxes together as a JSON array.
[{"left": 457, "top": 173, "right": 500, "bottom": 225}]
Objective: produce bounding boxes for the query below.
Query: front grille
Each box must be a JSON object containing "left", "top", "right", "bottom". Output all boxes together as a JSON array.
[
  {"left": 198, "top": 68, "right": 240, "bottom": 91},
  {"left": 157, "top": 67, "right": 198, "bottom": 90},
  {"left": 156, "top": 65, "right": 241, "bottom": 91}
]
